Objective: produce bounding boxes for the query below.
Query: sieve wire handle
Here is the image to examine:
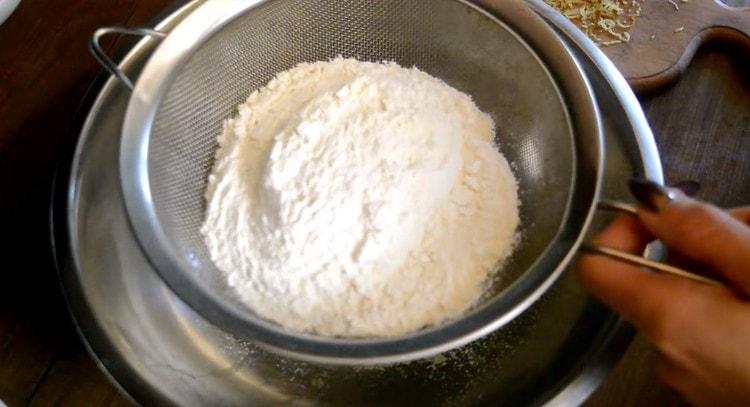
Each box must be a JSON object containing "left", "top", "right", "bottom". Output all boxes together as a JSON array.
[
  {"left": 90, "top": 26, "right": 167, "bottom": 91},
  {"left": 581, "top": 200, "right": 721, "bottom": 286}
]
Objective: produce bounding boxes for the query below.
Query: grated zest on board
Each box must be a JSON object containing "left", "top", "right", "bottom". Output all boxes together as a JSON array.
[{"left": 545, "top": 0, "right": 642, "bottom": 46}]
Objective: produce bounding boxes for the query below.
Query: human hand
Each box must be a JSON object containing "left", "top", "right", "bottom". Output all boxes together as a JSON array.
[{"left": 578, "top": 182, "right": 750, "bottom": 407}]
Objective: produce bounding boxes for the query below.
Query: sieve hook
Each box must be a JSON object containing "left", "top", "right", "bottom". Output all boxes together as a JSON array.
[
  {"left": 581, "top": 200, "right": 721, "bottom": 286},
  {"left": 90, "top": 26, "right": 167, "bottom": 90}
]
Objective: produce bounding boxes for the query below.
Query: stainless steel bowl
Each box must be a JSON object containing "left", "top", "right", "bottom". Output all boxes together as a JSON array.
[
  {"left": 55, "top": 0, "right": 666, "bottom": 403},
  {"left": 94, "top": 0, "right": 606, "bottom": 365}
]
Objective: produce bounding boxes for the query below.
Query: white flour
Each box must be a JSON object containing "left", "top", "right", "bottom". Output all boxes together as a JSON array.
[{"left": 201, "top": 58, "right": 519, "bottom": 338}]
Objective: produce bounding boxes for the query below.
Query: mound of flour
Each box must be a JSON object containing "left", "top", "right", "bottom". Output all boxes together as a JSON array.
[{"left": 201, "top": 58, "right": 519, "bottom": 338}]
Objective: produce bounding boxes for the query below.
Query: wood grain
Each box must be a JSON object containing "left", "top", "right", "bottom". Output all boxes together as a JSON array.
[
  {"left": 0, "top": 0, "right": 172, "bottom": 405},
  {"left": 0, "top": 1, "right": 747, "bottom": 406},
  {"left": 601, "top": 0, "right": 750, "bottom": 93}
]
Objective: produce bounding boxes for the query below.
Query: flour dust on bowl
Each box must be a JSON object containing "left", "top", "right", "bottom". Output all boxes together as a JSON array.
[{"left": 117, "top": 0, "right": 603, "bottom": 364}]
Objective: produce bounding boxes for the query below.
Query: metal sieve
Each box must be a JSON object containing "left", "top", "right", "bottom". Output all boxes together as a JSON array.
[{"left": 95, "top": 0, "right": 605, "bottom": 364}]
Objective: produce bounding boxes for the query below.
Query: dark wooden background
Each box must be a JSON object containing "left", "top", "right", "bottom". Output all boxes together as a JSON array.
[{"left": 0, "top": 1, "right": 748, "bottom": 405}]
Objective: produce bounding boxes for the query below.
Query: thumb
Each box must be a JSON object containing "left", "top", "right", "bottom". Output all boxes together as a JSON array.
[
  {"left": 636, "top": 191, "right": 750, "bottom": 296},
  {"left": 577, "top": 216, "right": 737, "bottom": 356}
]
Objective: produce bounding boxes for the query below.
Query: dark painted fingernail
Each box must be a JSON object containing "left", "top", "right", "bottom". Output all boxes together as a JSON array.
[
  {"left": 673, "top": 180, "right": 701, "bottom": 197},
  {"left": 628, "top": 178, "right": 677, "bottom": 212}
]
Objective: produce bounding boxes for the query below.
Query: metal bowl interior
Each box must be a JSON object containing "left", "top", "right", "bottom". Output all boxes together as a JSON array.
[{"left": 120, "top": 0, "right": 602, "bottom": 364}]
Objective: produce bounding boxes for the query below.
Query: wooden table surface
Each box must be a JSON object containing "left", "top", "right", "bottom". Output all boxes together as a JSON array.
[{"left": 0, "top": 1, "right": 748, "bottom": 406}]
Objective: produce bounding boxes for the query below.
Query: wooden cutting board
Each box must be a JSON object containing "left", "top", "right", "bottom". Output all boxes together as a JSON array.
[{"left": 600, "top": 0, "right": 750, "bottom": 93}]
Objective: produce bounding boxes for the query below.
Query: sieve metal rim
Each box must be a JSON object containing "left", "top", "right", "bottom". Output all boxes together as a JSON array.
[{"left": 119, "top": 0, "right": 604, "bottom": 365}]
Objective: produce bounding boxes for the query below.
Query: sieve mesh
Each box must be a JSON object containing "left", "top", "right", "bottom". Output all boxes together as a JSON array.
[{"left": 143, "top": 0, "right": 574, "bottom": 340}]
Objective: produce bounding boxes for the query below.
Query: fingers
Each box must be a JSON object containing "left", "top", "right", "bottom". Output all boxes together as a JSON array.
[
  {"left": 577, "top": 216, "right": 650, "bottom": 305},
  {"left": 577, "top": 216, "right": 734, "bottom": 347},
  {"left": 655, "top": 355, "right": 688, "bottom": 396},
  {"left": 653, "top": 299, "right": 750, "bottom": 407},
  {"left": 637, "top": 194, "right": 750, "bottom": 296},
  {"left": 589, "top": 215, "right": 652, "bottom": 251},
  {"left": 655, "top": 355, "right": 709, "bottom": 407},
  {"left": 729, "top": 206, "right": 750, "bottom": 225},
  {"left": 578, "top": 187, "right": 750, "bottom": 406},
  {"left": 577, "top": 216, "right": 666, "bottom": 325}
]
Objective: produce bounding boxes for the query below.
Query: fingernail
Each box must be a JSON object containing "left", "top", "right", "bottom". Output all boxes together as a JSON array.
[
  {"left": 628, "top": 178, "right": 678, "bottom": 212},
  {"left": 673, "top": 180, "right": 701, "bottom": 197}
]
